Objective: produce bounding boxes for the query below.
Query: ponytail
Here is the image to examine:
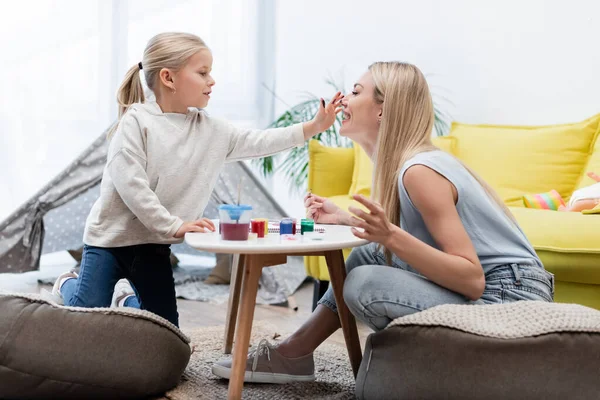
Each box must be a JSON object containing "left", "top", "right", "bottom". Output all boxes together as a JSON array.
[{"left": 107, "top": 63, "right": 145, "bottom": 139}]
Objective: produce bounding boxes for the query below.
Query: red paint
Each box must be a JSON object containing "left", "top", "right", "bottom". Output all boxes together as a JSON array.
[
  {"left": 221, "top": 223, "right": 250, "bottom": 241},
  {"left": 251, "top": 219, "right": 266, "bottom": 238}
]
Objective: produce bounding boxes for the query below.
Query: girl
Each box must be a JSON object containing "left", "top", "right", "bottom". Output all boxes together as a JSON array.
[
  {"left": 212, "top": 61, "right": 555, "bottom": 383},
  {"left": 49, "top": 32, "right": 343, "bottom": 327}
]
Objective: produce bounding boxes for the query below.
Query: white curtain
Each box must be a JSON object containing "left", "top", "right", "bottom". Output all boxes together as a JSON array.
[{"left": 0, "top": 0, "right": 266, "bottom": 220}]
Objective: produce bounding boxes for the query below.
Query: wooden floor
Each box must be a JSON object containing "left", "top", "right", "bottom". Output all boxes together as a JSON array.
[{"left": 0, "top": 265, "right": 373, "bottom": 350}]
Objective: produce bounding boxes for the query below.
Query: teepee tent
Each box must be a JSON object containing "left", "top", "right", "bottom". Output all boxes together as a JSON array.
[{"left": 0, "top": 125, "right": 305, "bottom": 304}]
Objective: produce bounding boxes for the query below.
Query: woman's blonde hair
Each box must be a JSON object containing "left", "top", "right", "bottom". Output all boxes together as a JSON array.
[
  {"left": 108, "top": 32, "right": 208, "bottom": 138},
  {"left": 369, "top": 62, "right": 516, "bottom": 264}
]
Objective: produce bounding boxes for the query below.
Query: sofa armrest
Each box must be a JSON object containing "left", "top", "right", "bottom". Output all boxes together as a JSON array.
[{"left": 307, "top": 140, "right": 355, "bottom": 197}]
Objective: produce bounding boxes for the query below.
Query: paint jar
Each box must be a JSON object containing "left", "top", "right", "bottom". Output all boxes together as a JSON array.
[
  {"left": 251, "top": 219, "right": 267, "bottom": 238},
  {"left": 280, "top": 218, "right": 294, "bottom": 235},
  {"left": 257, "top": 218, "right": 269, "bottom": 236},
  {"left": 300, "top": 218, "right": 314, "bottom": 235},
  {"left": 218, "top": 205, "right": 252, "bottom": 241}
]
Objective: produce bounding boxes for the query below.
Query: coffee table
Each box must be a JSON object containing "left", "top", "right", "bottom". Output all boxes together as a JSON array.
[{"left": 185, "top": 223, "right": 368, "bottom": 400}]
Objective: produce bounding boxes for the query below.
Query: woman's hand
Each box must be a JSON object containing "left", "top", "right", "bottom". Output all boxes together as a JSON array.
[
  {"left": 305, "top": 192, "right": 349, "bottom": 225},
  {"left": 174, "top": 218, "right": 216, "bottom": 238},
  {"left": 348, "top": 194, "right": 398, "bottom": 245},
  {"left": 302, "top": 92, "right": 344, "bottom": 138}
]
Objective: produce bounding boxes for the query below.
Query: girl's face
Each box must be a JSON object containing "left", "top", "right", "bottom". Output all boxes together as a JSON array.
[
  {"left": 173, "top": 49, "right": 215, "bottom": 109},
  {"left": 339, "top": 71, "right": 382, "bottom": 143}
]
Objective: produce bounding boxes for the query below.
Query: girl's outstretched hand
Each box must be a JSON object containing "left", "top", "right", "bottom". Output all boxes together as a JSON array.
[
  {"left": 302, "top": 92, "right": 344, "bottom": 138},
  {"left": 174, "top": 218, "right": 216, "bottom": 238}
]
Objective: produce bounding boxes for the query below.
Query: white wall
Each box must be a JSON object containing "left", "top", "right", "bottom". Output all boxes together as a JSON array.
[{"left": 269, "top": 0, "right": 600, "bottom": 217}]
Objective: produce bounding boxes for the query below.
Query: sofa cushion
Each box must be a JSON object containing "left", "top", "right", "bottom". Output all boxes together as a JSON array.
[
  {"left": 450, "top": 113, "right": 600, "bottom": 206},
  {"left": 355, "top": 301, "right": 600, "bottom": 400},
  {"left": 431, "top": 135, "right": 456, "bottom": 154},
  {"left": 0, "top": 293, "right": 191, "bottom": 400},
  {"left": 510, "top": 207, "right": 600, "bottom": 285},
  {"left": 307, "top": 140, "right": 354, "bottom": 197},
  {"left": 576, "top": 130, "right": 600, "bottom": 191},
  {"left": 348, "top": 144, "right": 373, "bottom": 197}
]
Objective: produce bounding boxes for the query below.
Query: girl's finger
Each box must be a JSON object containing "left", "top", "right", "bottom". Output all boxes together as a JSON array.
[{"left": 329, "top": 91, "right": 341, "bottom": 106}]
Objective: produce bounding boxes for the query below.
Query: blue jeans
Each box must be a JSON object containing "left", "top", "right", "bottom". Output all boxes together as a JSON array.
[
  {"left": 319, "top": 243, "right": 554, "bottom": 331},
  {"left": 61, "top": 244, "right": 178, "bottom": 327}
]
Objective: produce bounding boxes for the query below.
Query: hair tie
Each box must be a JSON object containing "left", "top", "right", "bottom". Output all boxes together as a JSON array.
[{"left": 138, "top": 62, "right": 143, "bottom": 70}]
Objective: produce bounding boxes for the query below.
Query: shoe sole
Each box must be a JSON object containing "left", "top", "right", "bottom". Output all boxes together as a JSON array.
[{"left": 212, "top": 364, "right": 315, "bottom": 384}]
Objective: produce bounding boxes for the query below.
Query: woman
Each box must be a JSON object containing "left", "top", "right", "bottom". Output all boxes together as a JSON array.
[{"left": 213, "top": 61, "right": 554, "bottom": 383}]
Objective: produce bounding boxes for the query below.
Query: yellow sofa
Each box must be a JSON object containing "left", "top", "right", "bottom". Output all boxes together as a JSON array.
[{"left": 305, "top": 113, "right": 600, "bottom": 310}]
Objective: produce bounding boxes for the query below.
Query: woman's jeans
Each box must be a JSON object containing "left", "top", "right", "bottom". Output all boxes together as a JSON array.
[
  {"left": 318, "top": 243, "right": 555, "bottom": 331},
  {"left": 61, "top": 244, "right": 178, "bottom": 327}
]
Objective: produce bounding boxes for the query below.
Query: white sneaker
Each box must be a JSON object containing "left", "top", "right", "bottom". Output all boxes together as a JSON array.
[
  {"left": 111, "top": 279, "right": 136, "bottom": 308},
  {"left": 45, "top": 271, "right": 79, "bottom": 305}
]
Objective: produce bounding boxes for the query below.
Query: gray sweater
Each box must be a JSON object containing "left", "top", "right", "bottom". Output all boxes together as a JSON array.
[{"left": 83, "top": 101, "right": 304, "bottom": 247}]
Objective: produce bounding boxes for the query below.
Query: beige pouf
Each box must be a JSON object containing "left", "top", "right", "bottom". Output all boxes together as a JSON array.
[
  {"left": 355, "top": 301, "right": 600, "bottom": 400},
  {"left": 0, "top": 293, "right": 191, "bottom": 400}
]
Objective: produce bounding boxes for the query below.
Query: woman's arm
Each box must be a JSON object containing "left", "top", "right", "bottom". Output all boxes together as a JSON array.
[{"left": 349, "top": 165, "right": 485, "bottom": 300}]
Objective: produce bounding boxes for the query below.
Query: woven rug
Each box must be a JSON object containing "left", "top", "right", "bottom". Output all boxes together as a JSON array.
[{"left": 156, "top": 321, "right": 356, "bottom": 400}]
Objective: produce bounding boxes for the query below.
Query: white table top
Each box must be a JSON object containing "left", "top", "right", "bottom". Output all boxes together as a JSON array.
[{"left": 184, "top": 222, "right": 368, "bottom": 254}]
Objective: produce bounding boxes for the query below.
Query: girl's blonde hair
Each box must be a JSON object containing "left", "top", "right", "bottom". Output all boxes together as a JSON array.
[
  {"left": 108, "top": 32, "right": 208, "bottom": 138},
  {"left": 369, "top": 61, "right": 516, "bottom": 264}
]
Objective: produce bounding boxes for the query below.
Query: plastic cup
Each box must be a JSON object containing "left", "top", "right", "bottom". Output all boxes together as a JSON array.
[
  {"left": 251, "top": 219, "right": 267, "bottom": 238},
  {"left": 218, "top": 204, "right": 253, "bottom": 241},
  {"left": 280, "top": 218, "right": 294, "bottom": 235},
  {"left": 300, "top": 218, "right": 314, "bottom": 235}
]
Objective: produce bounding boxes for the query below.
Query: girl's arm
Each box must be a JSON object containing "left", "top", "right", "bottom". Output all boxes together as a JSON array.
[
  {"left": 223, "top": 93, "right": 343, "bottom": 162},
  {"left": 349, "top": 165, "right": 485, "bottom": 301},
  {"left": 107, "top": 112, "right": 184, "bottom": 237}
]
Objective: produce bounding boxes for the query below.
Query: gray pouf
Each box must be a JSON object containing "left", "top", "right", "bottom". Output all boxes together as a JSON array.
[
  {"left": 0, "top": 293, "right": 191, "bottom": 400},
  {"left": 355, "top": 301, "right": 600, "bottom": 400}
]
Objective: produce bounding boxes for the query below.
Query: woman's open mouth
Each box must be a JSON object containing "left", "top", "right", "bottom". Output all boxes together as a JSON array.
[{"left": 342, "top": 110, "right": 351, "bottom": 124}]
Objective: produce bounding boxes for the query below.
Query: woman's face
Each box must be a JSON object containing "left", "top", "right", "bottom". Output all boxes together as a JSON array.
[{"left": 339, "top": 71, "right": 382, "bottom": 144}]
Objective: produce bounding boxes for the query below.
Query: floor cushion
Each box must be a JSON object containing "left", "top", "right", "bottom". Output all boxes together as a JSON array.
[
  {"left": 355, "top": 301, "right": 600, "bottom": 400},
  {"left": 0, "top": 293, "right": 191, "bottom": 400}
]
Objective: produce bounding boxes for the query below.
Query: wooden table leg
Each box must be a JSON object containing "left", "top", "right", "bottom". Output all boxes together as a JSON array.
[
  {"left": 228, "top": 255, "right": 263, "bottom": 400},
  {"left": 224, "top": 254, "right": 245, "bottom": 354},
  {"left": 324, "top": 249, "right": 362, "bottom": 378}
]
